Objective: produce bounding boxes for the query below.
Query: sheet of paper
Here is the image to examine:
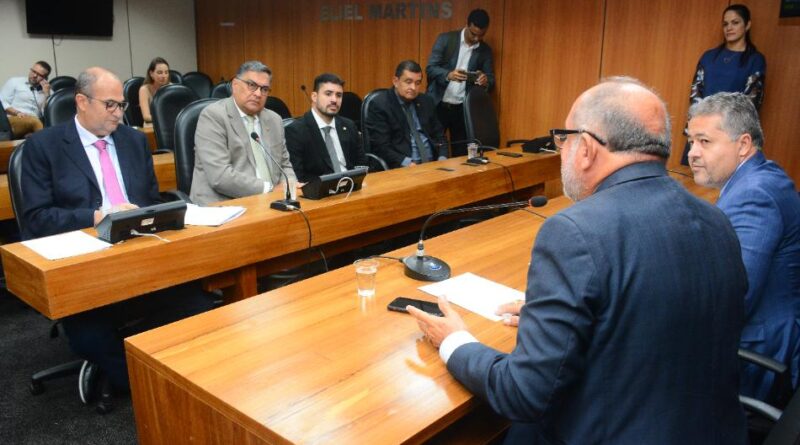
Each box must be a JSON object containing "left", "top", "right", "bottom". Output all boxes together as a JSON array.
[
  {"left": 419, "top": 272, "right": 525, "bottom": 321},
  {"left": 22, "top": 230, "right": 112, "bottom": 260},
  {"left": 184, "top": 203, "right": 246, "bottom": 226}
]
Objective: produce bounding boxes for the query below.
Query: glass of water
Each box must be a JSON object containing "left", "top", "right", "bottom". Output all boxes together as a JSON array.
[{"left": 354, "top": 258, "right": 378, "bottom": 298}]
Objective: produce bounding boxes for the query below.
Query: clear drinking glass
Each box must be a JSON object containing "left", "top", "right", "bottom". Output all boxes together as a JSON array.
[{"left": 354, "top": 258, "right": 378, "bottom": 298}]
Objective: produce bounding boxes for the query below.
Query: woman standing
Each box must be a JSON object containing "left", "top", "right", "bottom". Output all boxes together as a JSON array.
[
  {"left": 139, "top": 57, "right": 171, "bottom": 127},
  {"left": 682, "top": 4, "right": 766, "bottom": 164}
]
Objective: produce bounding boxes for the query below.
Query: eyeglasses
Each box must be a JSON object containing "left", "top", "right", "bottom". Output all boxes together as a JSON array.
[
  {"left": 235, "top": 77, "right": 271, "bottom": 95},
  {"left": 30, "top": 68, "right": 48, "bottom": 78},
  {"left": 549, "top": 129, "right": 608, "bottom": 149},
  {"left": 80, "top": 94, "right": 129, "bottom": 112}
]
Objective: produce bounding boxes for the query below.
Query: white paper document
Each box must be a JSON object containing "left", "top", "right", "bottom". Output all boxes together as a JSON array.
[
  {"left": 22, "top": 230, "right": 112, "bottom": 260},
  {"left": 419, "top": 272, "right": 525, "bottom": 321},
  {"left": 184, "top": 203, "right": 246, "bottom": 226}
]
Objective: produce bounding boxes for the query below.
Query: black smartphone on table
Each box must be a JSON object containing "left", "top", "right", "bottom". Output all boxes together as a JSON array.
[{"left": 387, "top": 297, "right": 444, "bottom": 317}]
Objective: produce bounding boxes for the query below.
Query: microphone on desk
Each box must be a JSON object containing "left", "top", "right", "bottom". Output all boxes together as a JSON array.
[
  {"left": 403, "top": 195, "right": 548, "bottom": 281},
  {"left": 250, "top": 132, "right": 301, "bottom": 211},
  {"left": 435, "top": 138, "right": 496, "bottom": 164},
  {"left": 300, "top": 85, "right": 312, "bottom": 103}
]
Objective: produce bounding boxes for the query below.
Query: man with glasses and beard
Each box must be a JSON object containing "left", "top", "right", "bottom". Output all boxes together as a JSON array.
[
  {"left": 1, "top": 60, "right": 52, "bottom": 137},
  {"left": 20, "top": 67, "right": 214, "bottom": 398},
  {"left": 191, "top": 60, "right": 296, "bottom": 205},
  {"left": 406, "top": 77, "right": 749, "bottom": 443}
]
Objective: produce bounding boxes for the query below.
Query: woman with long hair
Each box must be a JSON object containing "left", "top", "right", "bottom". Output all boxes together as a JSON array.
[{"left": 139, "top": 57, "right": 171, "bottom": 126}]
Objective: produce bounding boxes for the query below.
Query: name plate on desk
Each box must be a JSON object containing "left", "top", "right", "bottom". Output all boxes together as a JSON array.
[{"left": 96, "top": 201, "right": 187, "bottom": 243}]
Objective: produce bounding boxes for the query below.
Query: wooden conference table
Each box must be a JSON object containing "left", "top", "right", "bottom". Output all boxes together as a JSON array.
[
  {"left": 124, "top": 171, "right": 716, "bottom": 445},
  {"left": 0, "top": 149, "right": 560, "bottom": 320}
]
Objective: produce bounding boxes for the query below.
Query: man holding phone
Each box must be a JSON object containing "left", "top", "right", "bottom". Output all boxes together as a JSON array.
[
  {"left": 426, "top": 9, "right": 494, "bottom": 157},
  {"left": 1, "top": 60, "right": 52, "bottom": 138}
]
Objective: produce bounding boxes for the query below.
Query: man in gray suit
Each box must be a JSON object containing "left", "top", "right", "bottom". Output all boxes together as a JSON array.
[
  {"left": 408, "top": 77, "right": 748, "bottom": 443},
  {"left": 191, "top": 60, "right": 296, "bottom": 205}
]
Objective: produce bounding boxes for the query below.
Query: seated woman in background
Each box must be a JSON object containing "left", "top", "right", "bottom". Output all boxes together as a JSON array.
[
  {"left": 139, "top": 57, "right": 171, "bottom": 126},
  {"left": 681, "top": 4, "right": 766, "bottom": 165}
]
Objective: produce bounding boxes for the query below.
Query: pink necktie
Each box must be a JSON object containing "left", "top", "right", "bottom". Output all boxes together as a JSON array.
[{"left": 93, "top": 140, "right": 126, "bottom": 206}]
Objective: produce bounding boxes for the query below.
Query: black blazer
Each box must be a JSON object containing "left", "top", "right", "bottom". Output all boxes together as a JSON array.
[
  {"left": 363, "top": 89, "right": 445, "bottom": 169},
  {"left": 425, "top": 29, "right": 495, "bottom": 104},
  {"left": 285, "top": 111, "right": 366, "bottom": 183},
  {"left": 21, "top": 119, "right": 160, "bottom": 240}
]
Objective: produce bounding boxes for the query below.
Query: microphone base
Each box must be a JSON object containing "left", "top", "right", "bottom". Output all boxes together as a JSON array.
[
  {"left": 270, "top": 199, "right": 301, "bottom": 211},
  {"left": 467, "top": 156, "right": 489, "bottom": 165},
  {"left": 403, "top": 255, "right": 451, "bottom": 282}
]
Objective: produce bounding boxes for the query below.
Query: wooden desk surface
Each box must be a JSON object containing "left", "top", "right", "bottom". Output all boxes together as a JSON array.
[
  {"left": 0, "top": 152, "right": 176, "bottom": 222},
  {"left": 125, "top": 171, "right": 718, "bottom": 445},
  {"left": 1, "top": 150, "right": 560, "bottom": 319}
]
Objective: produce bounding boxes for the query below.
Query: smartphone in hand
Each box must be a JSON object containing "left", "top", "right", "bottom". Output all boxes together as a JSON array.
[{"left": 387, "top": 297, "right": 444, "bottom": 317}]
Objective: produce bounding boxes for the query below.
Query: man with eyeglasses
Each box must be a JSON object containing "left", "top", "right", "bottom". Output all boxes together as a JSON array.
[
  {"left": 407, "top": 77, "right": 748, "bottom": 443},
  {"left": 425, "top": 8, "right": 494, "bottom": 157},
  {"left": 0, "top": 60, "right": 52, "bottom": 138},
  {"left": 20, "top": 67, "right": 214, "bottom": 399},
  {"left": 191, "top": 60, "right": 296, "bottom": 205}
]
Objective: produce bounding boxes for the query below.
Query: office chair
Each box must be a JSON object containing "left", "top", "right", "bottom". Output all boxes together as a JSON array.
[
  {"left": 42, "top": 88, "right": 76, "bottom": 127},
  {"left": 48, "top": 75, "right": 76, "bottom": 92},
  {"left": 340, "top": 91, "right": 362, "bottom": 129},
  {"left": 211, "top": 80, "right": 232, "bottom": 98},
  {"left": 169, "top": 69, "right": 183, "bottom": 84},
  {"left": 150, "top": 84, "right": 199, "bottom": 152},
  {"left": 738, "top": 348, "right": 797, "bottom": 444},
  {"left": 173, "top": 98, "right": 218, "bottom": 200},
  {"left": 463, "top": 87, "right": 527, "bottom": 151},
  {"left": 8, "top": 143, "right": 113, "bottom": 413},
  {"left": 266, "top": 96, "right": 292, "bottom": 119},
  {"left": 0, "top": 100, "right": 14, "bottom": 140},
  {"left": 123, "top": 76, "right": 145, "bottom": 127},
  {"left": 359, "top": 88, "right": 389, "bottom": 171},
  {"left": 182, "top": 71, "right": 213, "bottom": 98}
]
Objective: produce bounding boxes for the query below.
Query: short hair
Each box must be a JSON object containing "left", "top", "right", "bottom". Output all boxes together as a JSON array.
[
  {"left": 467, "top": 9, "right": 490, "bottom": 29},
  {"left": 75, "top": 70, "right": 97, "bottom": 97},
  {"left": 313, "top": 73, "right": 345, "bottom": 92},
  {"left": 236, "top": 60, "right": 272, "bottom": 77},
  {"left": 572, "top": 76, "right": 671, "bottom": 159},
  {"left": 35, "top": 60, "right": 52, "bottom": 78},
  {"left": 144, "top": 56, "right": 169, "bottom": 85},
  {"left": 689, "top": 92, "right": 764, "bottom": 149},
  {"left": 394, "top": 60, "right": 422, "bottom": 78}
]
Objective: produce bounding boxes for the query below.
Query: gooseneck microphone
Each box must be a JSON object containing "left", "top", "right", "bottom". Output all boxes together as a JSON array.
[
  {"left": 300, "top": 85, "right": 311, "bottom": 103},
  {"left": 250, "top": 132, "right": 301, "bottom": 211},
  {"left": 403, "top": 195, "right": 548, "bottom": 281}
]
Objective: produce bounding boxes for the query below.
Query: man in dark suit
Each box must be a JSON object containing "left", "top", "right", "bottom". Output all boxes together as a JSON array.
[
  {"left": 363, "top": 60, "right": 446, "bottom": 169},
  {"left": 21, "top": 67, "right": 213, "bottom": 396},
  {"left": 426, "top": 9, "right": 494, "bottom": 156},
  {"left": 408, "top": 77, "right": 748, "bottom": 443},
  {"left": 688, "top": 92, "right": 800, "bottom": 402},
  {"left": 285, "top": 73, "right": 366, "bottom": 183}
]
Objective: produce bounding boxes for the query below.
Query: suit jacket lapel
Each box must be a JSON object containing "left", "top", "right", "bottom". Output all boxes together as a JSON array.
[
  {"left": 226, "top": 98, "right": 257, "bottom": 171},
  {"left": 304, "top": 111, "right": 334, "bottom": 170},
  {"left": 335, "top": 118, "right": 353, "bottom": 167},
  {"left": 112, "top": 129, "right": 135, "bottom": 192},
  {"left": 62, "top": 120, "right": 101, "bottom": 194}
]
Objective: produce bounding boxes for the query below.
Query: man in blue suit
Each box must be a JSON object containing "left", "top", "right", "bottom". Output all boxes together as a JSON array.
[
  {"left": 408, "top": 77, "right": 748, "bottom": 443},
  {"left": 21, "top": 67, "right": 213, "bottom": 397},
  {"left": 688, "top": 92, "right": 800, "bottom": 402}
]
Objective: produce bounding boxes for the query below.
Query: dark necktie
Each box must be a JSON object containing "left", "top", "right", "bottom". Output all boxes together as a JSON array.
[
  {"left": 322, "top": 126, "right": 343, "bottom": 172},
  {"left": 402, "top": 103, "right": 430, "bottom": 163}
]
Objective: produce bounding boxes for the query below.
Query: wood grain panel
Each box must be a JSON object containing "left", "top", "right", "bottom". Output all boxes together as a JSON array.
[
  {"left": 499, "top": 0, "right": 604, "bottom": 144},
  {"left": 602, "top": 0, "right": 728, "bottom": 168},
  {"left": 194, "top": 0, "right": 245, "bottom": 83},
  {"left": 741, "top": 0, "right": 800, "bottom": 184}
]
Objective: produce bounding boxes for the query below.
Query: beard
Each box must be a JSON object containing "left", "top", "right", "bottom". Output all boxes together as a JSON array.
[{"left": 561, "top": 145, "right": 584, "bottom": 202}]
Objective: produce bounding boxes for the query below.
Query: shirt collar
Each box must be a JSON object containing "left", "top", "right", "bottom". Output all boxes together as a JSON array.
[
  {"left": 234, "top": 101, "right": 257, "bottom": 121},
  {"left": 461, "top": 28, "right": 479, "bottom": 50},
  {"left": 311, "top": 107, "right": 336, "bottom": 129},
  {"left": 74, "top": 116, "right": 111, "bottom": 147}
]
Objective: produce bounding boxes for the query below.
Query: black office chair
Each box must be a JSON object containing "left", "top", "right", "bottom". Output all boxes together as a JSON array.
[
  {"left": 173, "top": 98, "right": 218, "bottom": 199},
  {"left": 150, "top": 84, "right": 199, "bottom": 152},
  {"left": 360, "top": 88, "right": 389, "bottom": 171},
  {"left": 8, "top": 143, "right": 113, "bottom": 413},
  {"left": 340, "top": 91, "right": 362, "bottom": 129},
  {"left": 463, "top": 87, "right": 526, "bottom": 151},
  {"left": 0, "top": 100, "right": 14, "bottom": 140},
  {"left": 42, "top": 88, "right": 76, "bottom": 127},
  {"left": 211, "top": 81, "right": 232, "bottom": 98},
  {"left": 739, "top": 349, "right": 796, "bottom": 444},
  {"left": 265, "top": 96, "right": 291, "bottom": 119},
  {"left": 48, "top": 76, "right": 76, "bottom": 92},
  {"left": 169, "top": 70, "right": 183, "bottom": 84},
  {"left": 182, "top": 71, "right": 213, "bottom": 98},
  {"left": 123, "top": 76, "right": 145, "bottom": 127},
  {"left": 761, "top": 386, "right": 800, "bottom": 445}
]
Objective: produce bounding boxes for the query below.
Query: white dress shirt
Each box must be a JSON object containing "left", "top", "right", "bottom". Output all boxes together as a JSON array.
[
  {"left": 442, "top": 28, "right": 479, "bottom": 105},
  {"left": 234, "top": 103, "right": 273, "bottom": 192},
  {"left": 0, "top": 76, "right": 46, "bottom": 116},
  {"left": 74, "top": 116, "right": 130, "bottom": 211},
  {"left": 311, "top": 107, "right": 347, "bottom": 170}
]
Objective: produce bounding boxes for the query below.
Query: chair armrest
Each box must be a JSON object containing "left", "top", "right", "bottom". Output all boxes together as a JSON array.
[
  {"left": 366, "top": 153, "right": 388, "bottom": 171},
  {"left": 740, "top": 395, "right": 783, "bottom": 422},
  {"left": 160, "top": 190, "right": 192, "bottom": 203}
]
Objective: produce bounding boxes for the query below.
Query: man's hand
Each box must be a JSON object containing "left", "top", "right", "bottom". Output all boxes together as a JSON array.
[
  {"left": 447, "top": 69, "right": 468, "bottom": 82},
  {"left": 495, "top": 300, "right": 524, "bottom": 327},
  {"left": 406, "top": 295, "right": 466, "bottom": 348},
  {"left": 40, "top": 79, "right": 51, "bottom": 96},
  {"left": 93, "top": 203, "right": 139, "bottom": 226},
  {"left": 475, "top": 71, "right": 489, "bottom": 87}
]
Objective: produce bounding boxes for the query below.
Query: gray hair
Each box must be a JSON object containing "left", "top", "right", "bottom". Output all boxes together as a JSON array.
[
  {"left": 688, "top": 92, "right": 764, "bottom": 149},
  {"left": 572, "top": 76, "right": 671, "bottom": 159},
  {"left": 75, "top": 67, "right": 120, "bottom": 97},
  {"left": 236, "top": 60, "right": 272, "bottom": 77}
]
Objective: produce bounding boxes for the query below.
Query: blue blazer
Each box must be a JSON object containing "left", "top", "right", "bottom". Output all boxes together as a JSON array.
[
  {"left": 21, "top": 119, "right": 160, "bottom": 240},
  {"left": 718, "top": 151, "right": 800, "bottom": 399},
  {"left": 448, "top": 162, "right": 748, "bottom": 444}
]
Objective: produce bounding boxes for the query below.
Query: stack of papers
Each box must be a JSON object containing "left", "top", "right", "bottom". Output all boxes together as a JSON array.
[
  {"left": 184, "top": 204, "right": 246, "bottom": 226},
  {"left": 22, "top": 231, "right": 111, "bottom": 260},
  {"left": 419, "top": 272, "right": 525, "bottom": 321}
]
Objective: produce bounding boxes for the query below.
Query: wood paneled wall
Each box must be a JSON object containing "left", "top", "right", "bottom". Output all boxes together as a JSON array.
[{"left": 195, "top": 0, "right": 800, "bottom": 183}]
